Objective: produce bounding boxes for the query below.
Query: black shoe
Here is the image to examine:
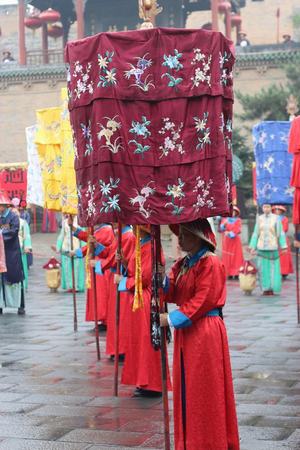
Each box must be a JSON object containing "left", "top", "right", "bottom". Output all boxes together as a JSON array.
[
  {"left": 234, "top": 276, "right": 239, "bottom": 281},
  {"left": 109, "top": 353, "right": 125, "bottom": 363},
  {"left": 98, "top": 323, "right": 107, "bottom": 332},
  {"left": 132, "top": 387, "right": 162, "bottom": 398},
  {"left": 18, "top": 308, "right": 25, "bottom": 315},
  {"left": 0, "top": 308, "right": 2, "bottom": 315},
  {"left": 228, "top": 276, "right": 233, "bottom": 280}
]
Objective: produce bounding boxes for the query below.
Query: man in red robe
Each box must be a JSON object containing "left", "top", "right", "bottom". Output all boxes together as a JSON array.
[
  {"left": 160, "top": 219, "right": 239, "bottom": 450},
  {"left": 272, "top": 205, "right": 294, "bottom": 278},
  {"left": 114, "top": 225, "right": 171, "bottom": 397},
  {"left": 95, "top": 225, "right": 135, "bottom": 359},
  {"left": 220, "top": 206, "right": 244, "bottom": 280},
  {"left": 71, "top": 223, "right": 114, "bottom": 327},
  {"left": 289, "top": 116, "right": 300, "bottom": 247}
]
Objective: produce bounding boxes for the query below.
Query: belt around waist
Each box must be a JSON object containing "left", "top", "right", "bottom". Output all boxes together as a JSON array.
[{"left": 205, "top": 308, "right": 223, "bottom": 318}]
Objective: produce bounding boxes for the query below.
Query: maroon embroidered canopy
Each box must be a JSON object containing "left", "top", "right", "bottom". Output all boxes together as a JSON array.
[{"left": 66, "top": 27, "right": 235, "bottom": 226}]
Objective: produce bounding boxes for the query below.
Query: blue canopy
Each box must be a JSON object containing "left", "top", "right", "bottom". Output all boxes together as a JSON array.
[{"left": 253, "top": 121, "right": 293, "bottom": 205}]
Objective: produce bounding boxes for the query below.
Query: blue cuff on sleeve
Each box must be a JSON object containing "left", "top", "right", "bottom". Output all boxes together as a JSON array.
[
  {"left": 95, "top": 260, "right": 103, "bottom": 276},
  {"left": 118, "top": 277, "right": 128, "bottom": 292},
  {"left": 163, "top": 276, "right": 170, "bottom": 293},
  {"left": 169, "top": 310, "right": 192, "bottom": 329},
  {"left": 94, "top": 243, "right": 105, "bottom": 256},
  {"left": 220, "top": 224, "right": 226, "bottom": 231},
  {"left": 73, "top": 228, "right": 82, "bottom": 238},
  {"left": 228, "top": 231, "right": 235, "bottom": 238},
  {"left": 75, "top": 248, "right": 83, "bottom": 258}
]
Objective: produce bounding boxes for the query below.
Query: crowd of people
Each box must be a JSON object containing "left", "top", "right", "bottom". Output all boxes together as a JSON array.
[{"left": 1, "top": 193, "right": 297, "bottom": 449}]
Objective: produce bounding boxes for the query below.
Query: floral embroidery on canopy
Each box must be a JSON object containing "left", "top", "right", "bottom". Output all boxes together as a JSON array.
[
  {"left": 97, "top": 116, "right": 123, "bottom": 154},
  {"left": 191, "top": 48, "right": 212, "bottom": 88},
  {"left": 124, "top": 54, "right": 154, "bottom": 92},
  {"left": 99, "top": 177, "right": 121, "bottom": 213},
  {"left": 158, "top": 118, "right": 184, "bottom": 158},
  {"left": 81, "top": 121, "right": 94, "bottom": 156},
  {"left": 98, "top": 51, "right": 117, "bottom": 87},
  {"left": 194, "top": 113, "right": 211, "bottom": 150},
  {"left": 219, "top": 51, "right": 232, "bottom": 86},
  {"left": 73, "top": 61, "right": 93, "bottom": 99},
  {"left": 129, "top": 182, "right": 155, "bottom": 219},
  {"left": 161, "top": 49, "right": 183, "bottom": 89},
  {"left": 165, "top": 178, "right": 185, "bottom": 216},
  {"left": 129, "top": 116, "right": 151, "bottom": 157},
  {"left": 193, "top": 177, "right": 215, "bottom": 212},
  {"left": 220, "top": 113, "right": 233, "bottom": 151},
  {"left": 85, "top": 181, "right": 96, "bottom": 217}
]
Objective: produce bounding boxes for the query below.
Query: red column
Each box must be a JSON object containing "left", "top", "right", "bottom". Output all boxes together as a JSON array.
[
  {"left": 225, "top": 7, "right": 232, "bottom": 39},
  {"left": 76, "top": 0, "right": 85, "bottom": 39},
  {"left": 18, "top": 0, "right": 26, "bottom": 65},
  {"left": 42, "top": 23, "right": 49, "bottom": 64},
  {"left": 211, "top": 0, "right": 219, "bottom": 32}
]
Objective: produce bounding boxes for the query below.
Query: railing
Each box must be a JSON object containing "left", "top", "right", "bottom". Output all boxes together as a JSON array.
[{"left": 26, "top": 49, "right": 65, "bottom": 65}]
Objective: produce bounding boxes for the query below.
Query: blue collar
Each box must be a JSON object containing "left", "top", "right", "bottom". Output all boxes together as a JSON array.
[
  {"left": 122, "top": 225, "right": 132, "bottom": 235},
  {"left": 141, "top": 235, "right": 151, "bottom": 246},
  {"left": 95, "top": 223, "right": 110, "bottom": 231},
  {"left": 227, "top": 217, "right": 237, "bottom": 224},
  {"left": 185, "top": 246, "right": 208, "bottom": 268},
  {"left": 0, "top": 208, "right": 10, "bottom": 219}
]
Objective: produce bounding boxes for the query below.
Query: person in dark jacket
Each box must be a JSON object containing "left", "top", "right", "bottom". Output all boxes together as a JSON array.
[{"left": 0, "top": 192, "right": 25, "bottom": 315}]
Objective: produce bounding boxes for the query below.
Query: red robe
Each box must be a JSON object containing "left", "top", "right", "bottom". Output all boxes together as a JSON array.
[
  {"left": 220, "top": 217, "right": 244, "bottom": 277},
  {"left": 75, "top": 224, "right": 114, "bottom": 322},
  {"left": 100, "top": 227, "right": 136, "bottom": 356},
  {"left": 279, "top": 216, "right": 294, "bottom": 275},
  {"left": 120, "top": 238, "right": 171, "bottom": 392},
  {"left": 164, "top": 252, "right": 239, "bottom": 450},
  {"left": 288, "top": 116, "right": 300, "bottom": 224}
]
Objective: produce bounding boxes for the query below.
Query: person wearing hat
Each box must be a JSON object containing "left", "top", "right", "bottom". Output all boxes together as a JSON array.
[
  {"left": 237, "top": 31, "right": 250, "bottom": 47},
  {"left": 282, "top": 33, "right": 294, "bottom": 45},
  {"left": 249, "top": 204, "right": 287, "bottom": 295},
  {"left": 160, "top": 219, "right": 239, "bottom": 450},
  {"left": 115, "top": 224, "right": 171, "bottom": 397},
  {"left": 220, "top": 206, "right": 244, "bottom": 280},
  {"left": 0, "top": 192, "right": 25, "bottom": 315},
  {"left": 272, "top": 205, "right": 294, "bottom": 278}
]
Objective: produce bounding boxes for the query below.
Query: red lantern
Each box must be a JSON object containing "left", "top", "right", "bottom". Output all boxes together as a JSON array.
[
  {"left": 47, "top": 24, "right": 64, "bottom": 38},
  {"left": 24, "top": 16, "right": 42, "bottom": 30},
  {"left": 39, "top": 8, "right": 61, "bottom": 24},
  {"left": 231, "top": 14, "right": 242, "bottom": 27},
  {"left": 218, "top": 1, "right": 231, "bottom": 13}
]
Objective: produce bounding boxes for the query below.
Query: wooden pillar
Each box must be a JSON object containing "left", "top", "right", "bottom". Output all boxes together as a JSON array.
[
  {"left": 225, "top": 7, "right": 231, "bottom": 39},
  {"left": 42, "top": 23, "right": 49, "bottom": 64},
  {"left": 76, "top": 0, "right": 85, "bottom": 39},
  {"left": 211, "top": 0, "right": 219, "bottom": 32},
  {"left": 18, "top": 0, "right": 26, "bottom": 65}
]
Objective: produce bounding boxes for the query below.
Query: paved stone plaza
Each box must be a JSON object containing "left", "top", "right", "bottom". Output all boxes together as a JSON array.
[{"left": 0, "top": 234, "right": 300, "bottom": 450}]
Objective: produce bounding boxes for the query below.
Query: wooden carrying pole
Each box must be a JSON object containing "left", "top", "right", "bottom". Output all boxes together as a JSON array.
[
  {"left": 153, "top": 225, "right": 171, "bottom": 450},
  {"left": 69, "top": 215, "right": 78, "bottom": 332},
  {"left": 296, "top": 248, "right": 300, "bottom": 324},
  {"left": 90, "top": 226, "right": 101, "bottom": 360},
  {"left": 113, "top": 222, "right": 123, "bottom": 396}
]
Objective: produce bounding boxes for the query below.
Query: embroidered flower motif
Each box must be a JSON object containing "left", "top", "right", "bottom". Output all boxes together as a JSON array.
[
  {"left": 162, "top": 49, "right": 183, "bottom": 89},
  {"left": 99, "top": 178, "right": 121, "bottom": 213},
  {"left": 97, "top": 116, "right": 123, "bottom": 154},
  {"left": 80, "top": 120, "right": 94, "bottom": 156},
  {"left": 194, "top": 113, "right": 211, "bottom": 150},
  {"left": 220, "top": 113, "right": 232, "bottom": 151},
  {"left": 158, "top": 118, "right": 184, "bottom": 158},
  {"left": 73, "top": 61, "right": 93, "bottom": 99},
  {"left": 219, "top": 51, "right": 232, "bottom": 86},
  {"left": 165, "top": 178, "right": 185, "bottom": 216},
  {"left": 129, "top": 116, "right": 151, "bottom": 157},
  {"left": 191, "top": 49, "right": 211, "bottom": 88},
  {"left": 124, "top": 53, "right": 154, "bottom": 92},
  {"left": 193, "top": 177, "right": 215, "bottom": 212},
  {"left": 129, "top": 182, "right": 155, "bottom": 219},
  {"left": 98, "top": 51, "right": 117, "bottom": 88},
  {"left": 85, "top": 181, "right": 96, "bottom": 217}
]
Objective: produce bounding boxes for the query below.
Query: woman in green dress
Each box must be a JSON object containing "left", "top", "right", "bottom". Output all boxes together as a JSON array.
[
  {"left": 249, "top": 204, "right": 287, "bottom": 295},
  {"left": 56, "top": 215, "right": 85, "bottom": 293}
]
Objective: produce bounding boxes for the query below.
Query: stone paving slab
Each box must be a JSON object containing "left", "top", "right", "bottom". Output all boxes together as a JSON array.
[{"left": 0, "top": 233, "right": 299, "bottom": 449}]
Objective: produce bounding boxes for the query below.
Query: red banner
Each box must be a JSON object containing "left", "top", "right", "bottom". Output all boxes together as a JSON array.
[{"left": 0, "top": 164, "right": 27, "bottom": 201}]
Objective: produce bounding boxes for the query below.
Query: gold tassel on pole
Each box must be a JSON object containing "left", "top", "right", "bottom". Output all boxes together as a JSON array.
[{"left": 133, "top": 225, "right": 144, "bottom": 311}]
